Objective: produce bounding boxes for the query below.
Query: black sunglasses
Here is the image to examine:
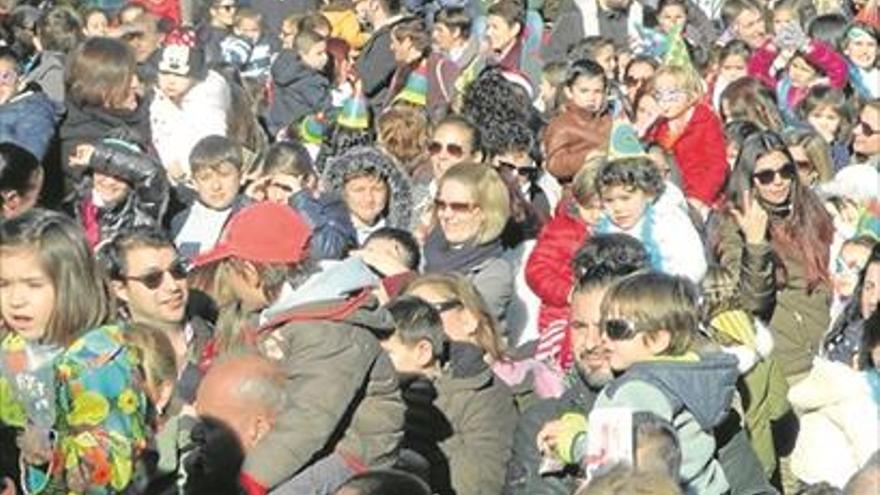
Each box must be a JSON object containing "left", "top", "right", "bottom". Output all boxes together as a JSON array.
[
  {"left": 752, "top": 163, "right": 797, "bottom": 185},
  {"left": 857, "top": 120, "right": 878, "bottom": 137},
  {"left": 431, "top": 299, "right": 462, "bottom": 314},
  {"left": 601, "top": 318, "right": 638, "bottom": 341},
  {"left": 124, "top": 260, "right": 188, "bottom": 290},
  {"left": 428, "top": 141, "right": 464, "bottom": 158},
  {"left": 497, "top": 161, "right": 540, "bottom": 178}
]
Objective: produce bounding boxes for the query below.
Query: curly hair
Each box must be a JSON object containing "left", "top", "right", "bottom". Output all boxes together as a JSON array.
[
  {"left": 596, "top": 157, "right": 666, "bottom": 199},
  {"left": 572, "top": 233, "right": 650, "bottom": 291},
  {"left": 377, "top": 105, "right": 430, "bottom": 168},
  {"left": 461, "top": 67, "right": 535, "bottom": 157}
]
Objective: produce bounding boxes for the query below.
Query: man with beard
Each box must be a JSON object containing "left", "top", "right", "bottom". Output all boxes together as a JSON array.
[{"left": 504, "top": 233, "right": 649, "bottom": 494}]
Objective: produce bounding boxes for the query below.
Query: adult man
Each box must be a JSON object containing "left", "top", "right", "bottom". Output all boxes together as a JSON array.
[
  {"left": 853, "top": 99, "right": 880, "bottom": 166},
  {"left": 720, "top": 0, "right": 769, "bottom": 50},
  {"left": 355, "top": 0, "right": 411, "bottom": 112}
]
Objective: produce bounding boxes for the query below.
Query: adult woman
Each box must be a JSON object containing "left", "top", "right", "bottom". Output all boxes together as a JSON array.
[
  {"left": 483, "top": 0, "right": 541, "bottom": 89},
  {"left": 376, "top": 105, "right": 430, "bottom": 176},
  {"left": 423, "top": 163, "right": 512, "bottom": 321},
  {"left": 824, "top": 244, "right": 880, "bottom": 367},
  {"left": 782, "top": 128, "right": 835, "bottom": 187},
  {"left": 322, "top": 146, "right": 412, "bottom": 246},
  {"left": 0, "top": 143, "right": 43, "bottom": 219},
  {"left": 60, "top": 37, "right": 149, "bottom": 188},
  {"left": 719, "top": 77, "right": 785, "bottom": 133},
  {"left": 711, "top": 130, "right": 835, "bottom": 383}
]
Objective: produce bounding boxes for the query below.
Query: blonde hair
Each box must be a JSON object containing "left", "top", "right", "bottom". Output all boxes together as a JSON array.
[
  {"left": 653, "top": 64, "right": 705, "bottom": 101},
  {"left": 700, "top": 266, "right": 742, "bottom": 321},
  {"left": 600, "top": 271, "right": 698, "bottom": 356},
  {"left": 438, "top": 163, "right": 510, "bottom": 244},
  {"left": 377, "top": 106, "right": 430, "bottom": 169},
  {"left": 126, "top": 322, "right": 177, "bottom": 395},
  {"left": 572, "top": 155, "right": 604, "bottom": 206},
  {"left": 404, "top": 273, "right": 506, "bottom": 362}
]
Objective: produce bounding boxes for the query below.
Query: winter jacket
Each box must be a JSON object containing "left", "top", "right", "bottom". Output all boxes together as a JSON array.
[
  {"left": 645, "top": 102, "right": 728, "bottom": 206},
  {"left": 356, "top": 17, "right": 411, "bottom": 113},
  {"left": 0, "top": 86, "right": 63, "bottom": 160},
  {"left": 21, "top": 51, "right": 65, "bottom": 103},
  {"left": 170, "top": 194, "right": 251, "bottom": 260},
  {"left": 543, "top": 104, "right": 612, "bottom": 183},
  {"left": 425, "top": 52, "right": 460, "bottom": 118},
  {"left": 789, "top": 358, "right": 879, "bottom": 488},
  {"left": 266, "top": 50, "right": 330, "bottom": 136},
  {"left": 400, "top": 343, "right": 518, "bottom": 495},
  {"left": 290, "top": 191, "right": 358, "bottom": 260},
  {"left": 712, "top": 215, "right": 832, "bottom": 378},
  {"left": 242, "top": 266, "right": 404, "bottom": 490},
  {"left": 592, "top": 353, "right": 739, "bottom": 494},
  {"left": 150, "top": 70, "right": 230, "bottom": 177},
  {"left": 525, "top": 199, "right": 590, "bottom": 369}
]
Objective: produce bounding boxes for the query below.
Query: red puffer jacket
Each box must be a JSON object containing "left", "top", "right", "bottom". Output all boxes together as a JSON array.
[{"left": 525, "top": 199, "right": 590, "bottom": 370}]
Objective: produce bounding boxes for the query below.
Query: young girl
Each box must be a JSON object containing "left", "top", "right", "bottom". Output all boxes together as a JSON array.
[
  {"left": 250, "top": 141, "right": 316, "bottom": 205},
  {"left": 542, "top": 59, "right": 612, "bottom": 184},
  {"left": 842, "top": 22, "right": 879, "bottom": 100},
  {"left": 701, "top": 266, "right": 790, "bottom": 479},
  {"left": 747, "top": 21, "right": 849, "bottom": 124},
  {"left": 537, "top": 61, "right": 567, "bottom": 117},
  {"left": 645, "top": 64, "right": 728, "bottom": 216},
  {"left": 0, "top": 209, "right": 145, "bottom": 493},
  {"left": 797, "top": 86, "right": 855, "bottom": 172},
  {"left": 710, "top": 40, "right": 751, "bottom": 111},
  {"left": 594, "top": 157, "right": 707, "bottom": 282}
]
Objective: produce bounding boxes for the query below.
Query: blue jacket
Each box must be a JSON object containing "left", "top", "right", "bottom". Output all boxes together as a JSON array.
[{"left": 0, "top": 87, "right": 63, "bottom": 160}]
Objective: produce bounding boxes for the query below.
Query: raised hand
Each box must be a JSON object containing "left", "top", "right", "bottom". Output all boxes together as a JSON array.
[{"left": 730, "top": 190, "right": 769, "bottom": 245}]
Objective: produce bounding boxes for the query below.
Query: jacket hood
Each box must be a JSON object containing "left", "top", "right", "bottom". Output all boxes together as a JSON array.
[
  {"left": 322, "top": 146, "right": 414, "bottom": 230},
  {"left": 608, "top": 352, "right": 739, "bottom": 430}
]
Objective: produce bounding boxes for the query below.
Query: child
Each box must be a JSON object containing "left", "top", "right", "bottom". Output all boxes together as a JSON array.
[
  {"left": 266, "top": 28, "right": 330, "bottom": 137},
  {"left": 798, "top": 86, "right": 854, "bottom": 172},
  {"left": 23, "top": 6, "right": 82, "bottom": 103},
  {"left": 747, "top": 21, "right": 849, "bottom": 124},
  {"left": 701, "top": 266, "right": 790, "bottom": 479},
  {"left": 0, "top": 209, "right": 149, "bottom": 494},
  {"left": 543, "top": 59, "right": 613, "bottom": 184},
  {"left": 538, "top": 61, "right": 568, "bottom": 116},
  {"left": 829, "top": 236, "right": 876, "bottom": 323},
  {"left": 709, "top": 40, "right": 751, "bottom": 110},
  {"left": 594, "top": 157, "right": 707, "bottom": 282},
  {"left": 380, "top": 295, "right": 518, "bottom": 495},
  {"left": 82, "top": 8, "right": 109, "bottom": 38},
  {"left": 537, "top": 272, "right": 739, "bottom": 494},
  {"left": 645, "top": 64, "right": 728, "bottom": 216},
  {"left": 220, "top": 8, "right": 275, "bottom": 80},
  {"left": 171, "top": 135, "right": 250, "bottom": 260},
  {"left": 249, "top": 141, "right": 316, "bottom": 205},
  {"left": 842, "top": 22, "right": 879, "bottom": 100}
]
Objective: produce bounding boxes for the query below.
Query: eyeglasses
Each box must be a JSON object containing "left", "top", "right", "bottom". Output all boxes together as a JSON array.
[
  {"left": 428, "top": 141, "right": 464, "bottom": 158},
  {"left": 431, "top": 299, "right": 462, "bottom": 314},
  {"left": 601, "top": 318, "right": 639, "bottom": 341},
  {"left": 652, "top": 88, "right": 688, "bottom": 103},
  {"left": 124, "top": 260, "right": 188, "bottom": 290},
  {"left": 752, "top": 163, "right": 797, "bottom": 185},
  {"left": 857, "top": 120, "right": 878, "bottom": 137},
  {"left": 434, "top": 198, "right": 477, "bottom": 213},
  {"left": 496, "top": 161, "right": 540, "bottom": 179}
]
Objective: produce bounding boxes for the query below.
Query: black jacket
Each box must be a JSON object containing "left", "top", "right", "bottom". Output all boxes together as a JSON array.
[
  {"left": 355, "top": 17, "right": 412, "bottom": 114},
  {"left": 266, "top": 50, "right": 330, "bottom": 135}
]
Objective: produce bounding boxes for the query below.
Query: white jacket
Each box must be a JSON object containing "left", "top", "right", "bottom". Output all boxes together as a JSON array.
[
  {"left": 789, "top": 358, "right": 880, "bottom": 488},
  {"left": 150, "top": 70, "right": 231, "bottom": 178}
]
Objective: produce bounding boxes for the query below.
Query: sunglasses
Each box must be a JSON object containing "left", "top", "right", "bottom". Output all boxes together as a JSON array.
[
  {"left": 431, "top": 299, "right": 462, "bottom": 314},
  {"left": 434, "top": 198, "right": 476, "bottom": 213},
  {"left": 124, "top": 260, "right": 188, "bottom": 290},
  {"left": 602, "top": 318, "right": 639, "bottom": 341},
  {"left": 428, "top": 141, "right": 464, "bottom": 158},
  {"left": 624, "top": 75, "right": 649, "bottom": 88},
  {"left": 497, "top": 161, "right": 540, "bottom": 178},
  {"left": 857, "top": 120, "right": 878, "bottom": 137},
  {"left": 752, "top": 163, "right": 797, "bottom": 185}
]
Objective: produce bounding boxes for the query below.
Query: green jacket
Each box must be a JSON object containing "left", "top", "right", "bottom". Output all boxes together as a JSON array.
[{"left": 713, "top": 216, "right": 831, "bottom": 378}]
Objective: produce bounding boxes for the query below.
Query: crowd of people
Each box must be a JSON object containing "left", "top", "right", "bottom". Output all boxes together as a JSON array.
[{"left": 0, "top": 0, "right": 878, "bottom": 493}]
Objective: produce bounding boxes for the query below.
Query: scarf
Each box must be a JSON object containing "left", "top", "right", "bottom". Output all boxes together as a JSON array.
[{"left": 423, "top": 227, "right": 504, "bottom": 274}]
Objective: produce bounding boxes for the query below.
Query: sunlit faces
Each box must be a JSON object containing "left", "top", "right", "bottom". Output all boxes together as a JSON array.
[
  {"left": 343, "top": 174, "right": 389, "bottom": 228},
  {"left": 734, "top": 8, "right": 767, "bottom": 49},
  {"left": 564, "top": 74, "right": 606, "bottom": 113},
  {"left": 492, "top": 149, "right": 535, "bottom": 187},
  {"left": 429, "top": 123, "right": 477, "bottom": 179},
  {"left": 861, "top": 261, "right": 880, "bottom": 319},
  {"left": 600, "top": 185, "right": 651, "bottom": 230},
  {"left": 772, "top": 8, "right": 794, "bottom": 35},
  {"left": 435, "top": 179, "right": 483, "bottom": 244},
  {"left": 0, "top": 246, "right": 56, "bottom": 342},
  {"left": 788, "top": 55, "right": 818, "bottom": 88},
  {"left": 193, "top": 162, "right": 241, "bottom": 210},
  {"left": 113, "top": 246, "right": 188, "bottom": 327},
  {"left": 752, "top": 150, "right": 795, "bottom": 205},
  {"left": 93, "top": 171, "right": 132, "bottom": 206},
  {"left": 432, "top": 23, "right": 458, "bottom": 53},
  {"left": 301, "top": 40, "right": 329, "bottom": 72},
  {"left": 83, "top": 10, "right": 109, "bottom": 38},
  {"left": 854, "top": 105, "right": 880, "bottom": 156},
  {"left": 652, "top": 72, "right": 692, "bottom": 120},
  {"left": 845, "top": 30, "right": 878, "bottom": 69},
  {"left": 157, "top": 71, "right": 196, "bottom": 103},
  {"left": 390, "top": 34, "right": 418, "bottom": 64},
  {"left": 807, "top": 105, "right": 842, "bottom": 143},
  {"left": 718, "top": 53, "right": 748, "bottom": 82},
  {"left": 234, "top": 17, "right": 261, "bottom": 43},
  {"left": 406, "top": 285, "right": 478, "bottom": 344},
  {"left": 658, "top": 3, "right": 687, "bottom": 33},
  {"left": 570, "top": 288, "right": 613, "bottom": 387},
  {"left": 485, "top": 15, "right": 520, "bottom": 53},
  {"left": 601, "top": 313, "right": 659, "bottom": 371}
]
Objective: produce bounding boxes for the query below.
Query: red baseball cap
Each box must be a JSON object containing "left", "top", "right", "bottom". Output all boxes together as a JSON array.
[{"left": 192, "top": 202, "right": 312, "bottom": 267}]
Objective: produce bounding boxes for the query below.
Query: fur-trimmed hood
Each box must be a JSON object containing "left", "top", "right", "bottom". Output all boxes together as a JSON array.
[{"left": 321, "top": 146, "right": 414, "bottom": 230}]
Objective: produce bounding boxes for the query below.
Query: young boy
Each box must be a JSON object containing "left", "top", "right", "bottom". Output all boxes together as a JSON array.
[
  {"left": 537, "top": 272, "right": 739, "bottom": 495},
  {"left": 220, "top": 8, "right": 275, "bottom": 80},
  {"left": 171, "top": 135, "right": 250, "bottom": 260},
  {"left": 266, "top": 28, "right": 330, "bottom": 137},
  {"left": 381, "top": 295, "right": 518, "bottom": 495}
]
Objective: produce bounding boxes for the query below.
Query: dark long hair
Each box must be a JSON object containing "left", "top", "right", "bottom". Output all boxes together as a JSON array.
[
  {"left": 719, "top": 131, "right": 834, "bottom": 291},
  {"left": 830, "top": 245, "right": 880, "bottom": 364}
]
